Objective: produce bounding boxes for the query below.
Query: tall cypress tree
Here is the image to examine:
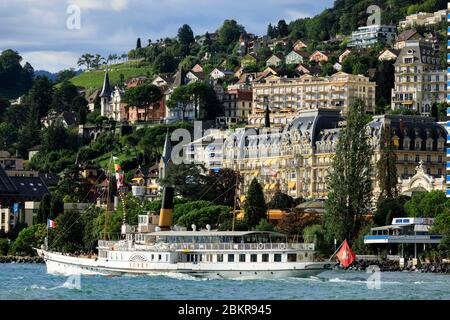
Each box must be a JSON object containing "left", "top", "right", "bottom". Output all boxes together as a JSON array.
[
  {"left": 377, "top": 123, "right": 398, "bottom": 200},
  {"left": 244, "top": 178, "right": 267, "bottom": 228},
  {"left": 324, "top": 100, "right": 373, "bottom": 244},
  {"left": 136, "top": 37, "right": 142, "bottom": 49},
  {"left": 264, "top": 105, "right": 270, "bottom": 128}
]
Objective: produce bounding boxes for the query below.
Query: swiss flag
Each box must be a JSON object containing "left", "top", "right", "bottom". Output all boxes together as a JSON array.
[{"left": 336, "top": 240, "right": 356, "bottom": 268}]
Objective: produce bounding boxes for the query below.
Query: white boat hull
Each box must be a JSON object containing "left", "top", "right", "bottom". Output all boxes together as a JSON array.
[{"left": 38, "top": 250, "right": 332, "bottom": 279}]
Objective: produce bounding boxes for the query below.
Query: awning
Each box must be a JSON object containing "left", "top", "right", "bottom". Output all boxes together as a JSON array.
[
  {"left": 240, "top": 195, "right": 246, "bottom": 202},
  {"left": 401, "top": 101, "right": 413, "bottom": 105},
  {"left": 288, "top": 181, "right": 297, "bottom": 189},
  {"left": 132, "top": 177, "right": 144, "bottom": 181},
  {"left": 146, "top": 185, "right": 160, "bottom": 189},
  {"left": 253, "top": 171, "right": 260, "bottom": 177},
  {"left": 264, "top": 184, "right": 270, "bottom": 190},
  {"left": 269, "top": 184, "right": 276, "bottom": 190}
]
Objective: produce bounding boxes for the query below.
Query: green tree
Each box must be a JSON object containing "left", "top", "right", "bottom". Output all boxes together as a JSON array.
[
  {"left": 277, "top": 212, "right": 320, "bottom": 236},
  {"left": 177, "top": 205, "right": 232, "bottom": 230},
  {"left": 303, "top": 224, "right": 329, "bottom": 255},
  {"left": 178, "top": 24, "right": 195, "bottom": 47},
  {"left": 41, "top": 122, "right": 78, "bottom": 152},
  {"left": 277, "top": 20, "right": 289, "bottom": 37},
  {"left": 374, "top": 196, "right": 409, "bottom": 226},
  {"left": 377, "top": 125, "right": 398, "bottom": 199},
  {"left": 244, "top": 178, "right": 267, "bottom": 228},
  {"left": 28, "top": 76, "right": 54, "bottom": 118},
  {"left": 0, "top": 122, "right": 18, "bottom": 150},
  {"left": 38, "top": 193, "right": 52, "bottom": 224},
  {"left": 218, "top": 19, "right": 245, "bottom": 47},
  {"left": 267, "top": 190, "right": 294, "bottom": 210},
  {"left": 123, "top": 84, "right": 163, "bottom": 122},
  {"left": 153, "top": 51, "right": 178, "bottom": 74},
  {"left": 56, "top": 69, "right": 77, "bottom": 83},
  {"left": 9, "top": 224, "right": 47, "bottom": 256},
  {"left": 255, "top": 219, "right": 275, "bottom": 232},
  {"left": 324, "top": 100, "right": 373, "bottom": 244},
  {"left": 136, "top": 37, "right": 142, "bottom": 49},
  {"left": 161, "top": 163, "right": 209, "bottom": 200},
  {"left": 16, "top": 105, "right": 41, "bottom": 158},
  {"left": 405, "top": 190, "right": 450, "bottom": 218}
]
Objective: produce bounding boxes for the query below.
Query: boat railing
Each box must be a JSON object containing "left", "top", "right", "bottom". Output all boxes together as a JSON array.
[
  {"left": 169, "top": 242, "right": 315, "bottom": 251},
  {"left": 99, "top": 240, "right": 315, "bottom": 252}
]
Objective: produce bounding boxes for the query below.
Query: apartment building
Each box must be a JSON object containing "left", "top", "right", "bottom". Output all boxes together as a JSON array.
[
  {"left": 399, "top": 9, "right": 447, "bottom": 29},
  {"left": 391, "top": 40, "right": 447, "bottom": 116},
  {"left": 347, "top": 25, "right": 397, "bottom": 48},
  {"left": 249, "top": 72, "right": 376, "bottom": 127}
]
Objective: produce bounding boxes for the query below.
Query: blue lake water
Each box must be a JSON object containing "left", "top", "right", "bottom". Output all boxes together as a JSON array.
[{"left": 1, "top": 264, "right": 449, "bottom": 300}]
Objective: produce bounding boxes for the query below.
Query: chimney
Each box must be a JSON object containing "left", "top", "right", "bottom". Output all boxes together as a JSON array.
[{"left": 158, "top": 186, "right": 174, "bottom": 230}]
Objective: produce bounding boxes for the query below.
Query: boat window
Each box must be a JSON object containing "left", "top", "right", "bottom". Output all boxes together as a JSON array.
[
  {"left": 239, "top": 254, "right": 246, "bottom": 262},
  {"left": 250, "top": 254, "right": 258, "bottom": 262},
  {"left": 151, "top": 254, "right": 154, "bottom": 261},
  {"left": 158, "top": 254, "right": 162, "bottom": 261},
  {"left": 165, "top": 255, "right": 168, "bottom": 262},
  {"left": 262, "top": 254, "right": 269, "bottom": 262},
  {"left": 217, "top": 254, "right": 223, "bottom": 262},
  {"left": 287, "top": 254, "right": 297, "bottom": 262},
  {"left": 228, "top": 254, "right": 235, "bottom": 262},
  {"left": 274, "top": 254, "right": 282, "bottom": 262}
]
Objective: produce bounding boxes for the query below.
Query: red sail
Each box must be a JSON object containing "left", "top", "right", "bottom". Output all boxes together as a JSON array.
[{"left": 336, "top": 240, "right": 356, "bottom": 268}]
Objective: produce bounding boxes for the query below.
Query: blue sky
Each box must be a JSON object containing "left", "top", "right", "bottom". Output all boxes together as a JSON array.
[{"left": 0, "top": 0, "right": 334, "bottom": 72}]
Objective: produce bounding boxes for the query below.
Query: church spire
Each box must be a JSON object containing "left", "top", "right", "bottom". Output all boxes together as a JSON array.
[{"left": 100, "top": 68, "right": 111, "bottom": 98}]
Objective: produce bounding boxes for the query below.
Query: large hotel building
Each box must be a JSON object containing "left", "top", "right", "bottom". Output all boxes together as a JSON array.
[{"left": 249, "top": 72, "right": 376, "bottom": 127}]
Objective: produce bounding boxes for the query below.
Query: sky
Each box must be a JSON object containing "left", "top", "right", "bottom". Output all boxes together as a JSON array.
[{"left": 0, "top": 0, "right": 334, "bottom": 73}]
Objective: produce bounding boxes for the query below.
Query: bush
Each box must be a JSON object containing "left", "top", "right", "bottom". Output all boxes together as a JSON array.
[
  {"left": 303, "top": 224, "right": 329, "bottom": 255},
  {"left": 0, "top": 238, "right": 9, "bottom": 256},
  {"left": 9, "top": 224, "right": 47, "bottom": 256}
]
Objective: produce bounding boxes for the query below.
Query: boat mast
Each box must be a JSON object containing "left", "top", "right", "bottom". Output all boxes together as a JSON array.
[
  {"left": 232, "top": 169, "right": 240, "bottom": 231},
  {"left": 103, "top": 154, "right": 113, "bottom": 240}
]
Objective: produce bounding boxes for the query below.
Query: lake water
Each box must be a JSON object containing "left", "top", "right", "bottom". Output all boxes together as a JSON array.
[{"left": 1, "top": 264, "right": 449, "bottom": 300}]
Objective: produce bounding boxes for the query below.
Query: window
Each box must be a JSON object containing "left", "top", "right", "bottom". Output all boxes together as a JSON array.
[
  {"left": 287, "top": 254, "right": 297, "bottom": 262},
  {"left": 239, "top": 254, "right": 246, "bottom": 262},
  {"left": 217, "top": 254, "right": 223, "bottom": 262},
  {"left": 228, "top": 254, "right": 235, "bottom": 262},
  {"left": 262, "top": 254, "right": 269, "bottom": 262},
  {"left": 415, "top": 155, "right": 420, "bottom": 163},
  {"left": 158, "top": 254, "right": 162, "bottom": 261},
  {"left": 250, "top": 254, "right": 258, "bottom": 262},
  {"left": 274, "top": 254, "right": 282, "bottom": 262},
  {"left": 427, "top": 155, "right": 431, "bottom": 163}
]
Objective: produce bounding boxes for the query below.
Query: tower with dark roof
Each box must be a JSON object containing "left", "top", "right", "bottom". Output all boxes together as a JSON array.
[
  {"left": 159, "top": 131, "right": 173, "bottom": 180},
  {"left": 100, "top": 69, "right": 112, "bottom": 117}
]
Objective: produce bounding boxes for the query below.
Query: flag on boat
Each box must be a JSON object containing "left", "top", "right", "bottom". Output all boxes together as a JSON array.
[
  {"left": 113, "top": 156, "right": 125, "bottom": 189},
  {"left": 47, "top": 219, "right": 57, "bottom": 229},
  {"left": 113, "top": 156, "right": 121, "bottom": 172},
  {"left": 336, "top": 239, "right": 356, "bottom": 268}
]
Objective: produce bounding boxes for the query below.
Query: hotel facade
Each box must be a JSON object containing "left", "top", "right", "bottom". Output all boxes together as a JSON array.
[
  {"left": 249, "top": 72, "right": 376, "bottom": 127},
  {"left": 221, "top": 110, "right": 446, "bottom": 203}
]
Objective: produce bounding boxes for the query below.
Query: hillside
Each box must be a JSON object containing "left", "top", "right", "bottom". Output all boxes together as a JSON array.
[
  {"left": 69, "top": 62, "right": 154, "bottom": 91},
  {"left": 288, "top": 0, "right": 448, "bottom": 41}
]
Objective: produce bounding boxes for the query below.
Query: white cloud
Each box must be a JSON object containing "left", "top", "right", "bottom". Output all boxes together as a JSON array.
[
  {"left": 68, "top": 0, "right": 129, "bottom": 12},
  {"left": 21, "top": 51, "right": 80, "bottom": 72}
]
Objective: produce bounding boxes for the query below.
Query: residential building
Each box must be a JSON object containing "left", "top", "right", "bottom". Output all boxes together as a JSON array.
[
  {"left": 339, "top": 49, "right": 352, "bottom": 63},
  {"left": 209, "top": 68, "right": 234, "bottom": 80},
  {"left": 347, "top": 25, "right": 397, "bottom": 48},
  {"left": 391, "top": 40, "right": 447, "bottom": 116},
  {"left": 378, "top": 49, "right": 401, "bottom": 61},
  {"left": 184, "top": 129, "right": 232, "bottom": 171},
  {"left": 222, "top": 112, "right": 446, "bottom": 202},
  {"left": 285, "top": 50, "right": 309, "bottom": 65},
  {"left": 399, "top": 9, "right": 448, "bottom": 29},
  {"left": 293, "top": 40, "right": 308, "bottom": 51},
  {"left": 41, "top": 110, "right": 77, "bottom": 128},
  {"left": 191, "top": 64, "right": 204, "bottom": 73},
  {"left": 240, "top": 54, "right": 258, "bottom": 67},
  {"left": 87, "top": 89, "right": 100, "bottom": 112},
  {"left": 394, "top": 29, "right": 424, "bottom": 50},
  {"left": 266, "top": 53, "right": 284, "bottom": 67},
  {"left": 131, "top": 164, "right": 161, "bottom": 201},
  {"left": 249, "top": 71, "right": 376, "bottom": 127},
  {"left": 309, "top": 51, "right": 330, "bottom": 63},
  {"left": 0, "top": 151, "right": 24, "bottom": 171},
  {"left": 217, "top": 88, "right": 252, "bottom": 126}
]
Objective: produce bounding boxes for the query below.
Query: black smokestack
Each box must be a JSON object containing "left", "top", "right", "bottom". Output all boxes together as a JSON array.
[{"left": 159, "top": 186, "right": 174, "bottom": 230}]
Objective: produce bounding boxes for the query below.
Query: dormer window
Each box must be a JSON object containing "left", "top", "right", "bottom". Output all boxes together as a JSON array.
[
  {"left": 403, "top": 138, "right": 410, "bottom": 150},
  {"left": 415, "top": 139, "right": 422, "bottom": 150}
]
